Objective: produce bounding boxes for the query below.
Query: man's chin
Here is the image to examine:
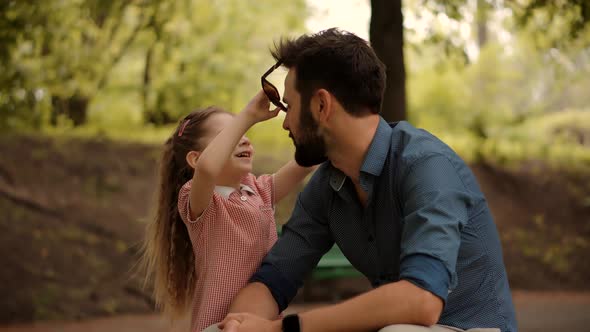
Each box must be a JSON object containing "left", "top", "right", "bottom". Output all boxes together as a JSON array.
[
  {"left": 295, "top": 159, "right": 313, "bottom": 167},
  {"left": 294, "top": 153, "right": 327, "bottom": 167}
]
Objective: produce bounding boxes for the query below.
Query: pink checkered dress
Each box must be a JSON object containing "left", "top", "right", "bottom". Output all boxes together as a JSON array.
[{"left": 177, "top": 173, "right": 277, "bottom": 332}]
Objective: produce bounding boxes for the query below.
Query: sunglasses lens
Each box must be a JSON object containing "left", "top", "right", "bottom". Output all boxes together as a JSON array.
[{"left": 262, "top": 81, "right": 281, "bottom": 103}]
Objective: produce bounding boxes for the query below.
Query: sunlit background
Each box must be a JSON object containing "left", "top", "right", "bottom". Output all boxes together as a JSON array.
[{"left": 1, "top": 0, "right": 589, "bottom": 330}]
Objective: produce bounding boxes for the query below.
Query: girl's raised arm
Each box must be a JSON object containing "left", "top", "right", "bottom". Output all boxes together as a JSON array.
[
  {"left": 273, "top": 160, "right": 317, "bottom": 204},
  {"left": 188, "top": 91, "right": 279, "bottom": 218}
]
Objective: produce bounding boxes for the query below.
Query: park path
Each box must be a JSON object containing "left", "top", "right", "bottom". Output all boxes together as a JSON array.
[{"left": 0, "top": 291, "right": 588, "bottom": 332}]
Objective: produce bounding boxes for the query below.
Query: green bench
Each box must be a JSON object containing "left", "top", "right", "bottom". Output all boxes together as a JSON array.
[
  {"left": 312, "top": 244, "right": 362, "bottom": 280},
  {"left": 277, "top": 227, "right": 361, "bottom": 280},
  {"left": 305, "top": 244, "right": 364, "bottom": 302},
  {"left": 277, "top": 229, "right": 365, "bottom": 301}
]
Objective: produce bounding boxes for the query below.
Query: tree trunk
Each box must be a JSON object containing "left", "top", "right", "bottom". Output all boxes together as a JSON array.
[
  {"left": 477, "top": 0, "right": 489, "bottom": 50},
  {"left": 370, "top": 0, "right": 406, "bottom": 122},
  {"left": 142, "top": 45, "right": 154, "bottom": 122},
  {"left": 50, "top": 94, "right": 89, "bottom": 126}
]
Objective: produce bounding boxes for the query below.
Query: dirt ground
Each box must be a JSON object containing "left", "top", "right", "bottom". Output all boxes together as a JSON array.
[
  {"left": 0, "top": 291, "right": 588, "bottom": 332},
  {"left": 1, "top": 135, "right": 589, "bottom": 326}
]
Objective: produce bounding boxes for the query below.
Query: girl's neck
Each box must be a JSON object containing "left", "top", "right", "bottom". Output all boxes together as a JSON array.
[{"left": 216, "top": 172, "right": 247, "bottom": 190}]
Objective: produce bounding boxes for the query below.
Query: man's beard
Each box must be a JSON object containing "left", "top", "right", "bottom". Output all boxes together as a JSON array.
[{"left": 292, "top": 101, "right": 328, "bottom": 167}]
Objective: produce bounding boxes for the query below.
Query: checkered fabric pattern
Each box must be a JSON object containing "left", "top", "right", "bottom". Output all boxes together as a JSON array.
[{"left": 178, "top": 173, "right": 276, "bottom": 332}]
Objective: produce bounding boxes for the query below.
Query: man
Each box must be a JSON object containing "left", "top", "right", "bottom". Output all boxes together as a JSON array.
[{"left": 218, "top": 28, "right": 517, "bottom": 332}]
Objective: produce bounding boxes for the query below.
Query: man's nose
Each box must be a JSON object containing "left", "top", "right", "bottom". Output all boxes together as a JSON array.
[{"left": 282, "top": 114, "right": 289, "bottom": 131}]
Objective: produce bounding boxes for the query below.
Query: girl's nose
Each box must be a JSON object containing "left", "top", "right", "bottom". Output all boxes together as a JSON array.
[{"left": 239, "top": 136, "right": 251, "bottom": 146}]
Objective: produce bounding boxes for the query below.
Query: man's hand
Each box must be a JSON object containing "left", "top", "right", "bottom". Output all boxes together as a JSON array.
[
  {"left": 219, "top": 319, "right": 240, "bottom": 332},
  {"left": 219, "top": 312, "right": 281, "bottom": 332}
]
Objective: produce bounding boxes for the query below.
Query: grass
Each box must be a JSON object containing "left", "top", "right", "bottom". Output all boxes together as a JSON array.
[
  {"left": 35, "top": 113, "right": 295, "bottom": 156},
  {"left": 8, "top": 106, "right": 589, "bottom": 176},
  {"left": 427, "top": 109, "right": 590, "bottom": 174},
  {"left": 39, "top": 124, "right": 177, "bottom": 145},
  {"left": 503, "top": 218, "right": 589, "bottom": 275}
]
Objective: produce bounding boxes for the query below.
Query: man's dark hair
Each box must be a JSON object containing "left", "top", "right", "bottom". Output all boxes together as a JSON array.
[{"left": 271, "top": 28, "right": 386, "bottom": 115}]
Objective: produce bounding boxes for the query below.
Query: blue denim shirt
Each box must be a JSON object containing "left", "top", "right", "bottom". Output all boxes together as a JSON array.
[{"left": 251, "top": 118, "right": 517, "bottom": 332}]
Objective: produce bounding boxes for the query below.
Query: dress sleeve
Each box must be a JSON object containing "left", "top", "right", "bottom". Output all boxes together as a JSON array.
[
  {"left": 267, "top": 218, "right": 278, "bottom": 252},
  {"left": 254, "top": 173, "right": 275, "bottom": 207},
  {"left": 177, "top": 180, "right": 216, "bottom": 224}
]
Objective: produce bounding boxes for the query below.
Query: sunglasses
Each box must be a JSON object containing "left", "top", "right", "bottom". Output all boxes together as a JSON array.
[{"left": 261, "top": 61, "right": 288, "bottom": 111}]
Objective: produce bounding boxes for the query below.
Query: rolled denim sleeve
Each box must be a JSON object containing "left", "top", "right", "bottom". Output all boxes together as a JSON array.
[
  {"left": 399, "top": 154, "right": 475, "bottom": 302},
  {"left": 250, "top": 169, "right": 334, "bottom": 311},
  {"left": 400, "top": 254, "right": 451, "bottom": 302}
]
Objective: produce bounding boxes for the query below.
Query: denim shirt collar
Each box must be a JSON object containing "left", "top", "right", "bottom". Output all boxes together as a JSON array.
[{"left": 329, "top": 117, "right": 393, "bottom": 192}]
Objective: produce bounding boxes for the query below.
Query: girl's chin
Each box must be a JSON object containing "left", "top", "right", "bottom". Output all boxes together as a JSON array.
[
  {"left": 235, "top": 157, "right": 252, "bottom": 166},
  {"left": 235, "top": 164, "right": 252, "bottom": 174}
]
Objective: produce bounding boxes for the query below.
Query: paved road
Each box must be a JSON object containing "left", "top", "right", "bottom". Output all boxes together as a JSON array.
[{"left": 0, "top": 291, "right": 588, "bottom": 332}]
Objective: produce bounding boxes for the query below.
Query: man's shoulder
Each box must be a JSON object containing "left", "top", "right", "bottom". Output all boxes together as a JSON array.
[
  {"left": 392, "top": 121, "right": 463, "bottom": 167},
  {"left": 391, "top": 122, "right": 484, "bottom": 197}
]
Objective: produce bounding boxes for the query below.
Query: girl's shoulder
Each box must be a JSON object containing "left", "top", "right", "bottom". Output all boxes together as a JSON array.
[
  {"left": 242, "top": 172, "right": 273, "bottom": 190},
  {"left": 180, "top": 179, "right": 192, "bottom": 190},
  {"left": 240, "top": 172, "right": 256, "bottom": 184},
  {"left": 241, "top": 173, "right": 273, "bottom": 205}
]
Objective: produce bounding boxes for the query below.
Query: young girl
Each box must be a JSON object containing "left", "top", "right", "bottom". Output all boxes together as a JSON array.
[{"left": 141, "top": 91, "right": 314, "bottom": 331}]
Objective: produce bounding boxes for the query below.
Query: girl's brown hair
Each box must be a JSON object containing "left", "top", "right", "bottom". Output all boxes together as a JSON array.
[{"left": 139, "top": 106, "right": 230, "bottom": 318}]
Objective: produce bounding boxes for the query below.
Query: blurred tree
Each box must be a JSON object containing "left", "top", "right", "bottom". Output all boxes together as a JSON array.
[
  {"left": 0, "top": 0, "right": 307, "bottom": 129},
  {"left": 0, "top": 0, "right": 153, "bottom": 127},
  {"left": 141, "top": 0, "right": 307, "bottom": 124},
  {"left": 476, "top": 0, "right": 490, "bottom": 49},
  {"left": 0, "top": 0, "right": 49, "bottom": 129},
  {"left": 371, "top": 0, "right": 590, "bottom": 124},
  {"left": 511, "top": 0, "right": 590, "bottom": 49},
  {"left": 370, "top": 0, "right": 406, "bottom": 122}
]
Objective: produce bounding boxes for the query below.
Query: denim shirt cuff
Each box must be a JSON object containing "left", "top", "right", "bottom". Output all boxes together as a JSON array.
[
  {"left": 250, "top": 263, "right": 299, "bottom": 312},
  {"left": 399, "top": 254, "right": 451, "bottom": 303}
]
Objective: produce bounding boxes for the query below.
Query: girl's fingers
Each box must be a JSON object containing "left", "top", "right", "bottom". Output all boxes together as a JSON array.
[{"left": 258, "top": 90, "right": 270, "bottom": 104}]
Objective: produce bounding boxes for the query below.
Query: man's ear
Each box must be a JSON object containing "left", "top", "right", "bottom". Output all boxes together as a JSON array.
[
  {"left": 185, "top": 150, "right": 201, "bottom": 169},
  {"left": 314, "top": 88, "right": 333, "bottom": 124}
]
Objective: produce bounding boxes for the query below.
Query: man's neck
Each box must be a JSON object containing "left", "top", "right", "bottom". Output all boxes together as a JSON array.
[{"left": 327, "top": 114, "right": 380, "bottom": 182}]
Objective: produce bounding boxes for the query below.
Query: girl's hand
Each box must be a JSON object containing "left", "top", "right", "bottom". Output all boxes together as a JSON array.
[
  {"left": 219, "top": 313, "right": 279, "bottom": 332},
  {"left": 242, "top": 90, "right": 280, "bottom": 124}
]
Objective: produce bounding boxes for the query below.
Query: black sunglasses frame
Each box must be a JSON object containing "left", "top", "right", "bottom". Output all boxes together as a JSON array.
[{"left": 261, "top": 61, "right": 287, "bottom": 111}]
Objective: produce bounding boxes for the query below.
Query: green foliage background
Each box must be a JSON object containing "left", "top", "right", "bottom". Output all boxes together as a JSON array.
[
  {"left": 403, "top": 0, "right": 590, "bottom": 171},
  {"left": 1, "top": 1, "right": 590, "bottom": 322},
  {"left": 1, "top": 0, "right": 589, "bottom": 170},
  {"left": 0, "top": 1, "right": 305, "bottom": 127}
]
